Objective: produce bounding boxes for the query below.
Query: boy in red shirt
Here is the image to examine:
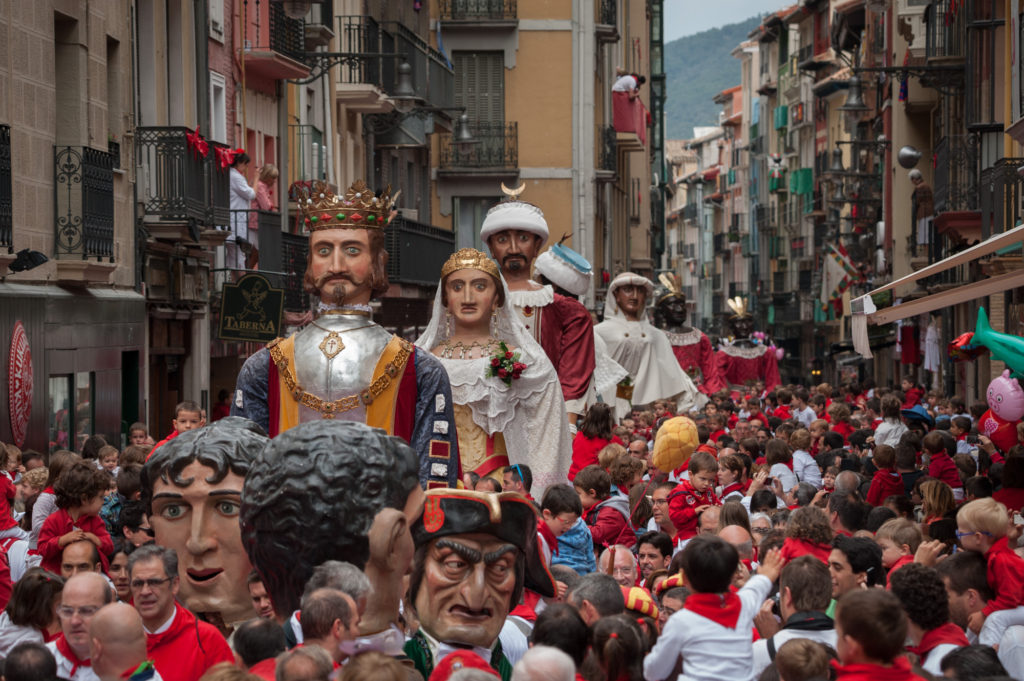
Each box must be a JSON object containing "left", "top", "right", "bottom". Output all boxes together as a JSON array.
[
  {"left": 923, "top": 431, "right": 963, "bottom": 498},
  {"left": 773, "top": 389, "right": 793, "bottom": 421},
  {"left": 574, "top": 465, "right": 634, "bottom": 549},
  {"left": 37, "top": 461, "right": 114, "bottom": 574},
  {"left": 667, "top": 450, "right": 720, "bottom": 546},
  {"left": 874, "top": 517, "right": 921, "bottom": 581},
  {"left": 956, "top": 497, "right": 1024, "bottom": 637},
  {"left": 866, "top": 445, "right": 905, "bottom": 507},
  {"left": 831, "top": 589, "right": 927, "bottom": 680}
]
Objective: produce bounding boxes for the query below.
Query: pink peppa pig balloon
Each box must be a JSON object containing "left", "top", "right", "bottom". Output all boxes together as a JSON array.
[{"left": 988, "top": 370, "right": 1024, "bottom": 422}]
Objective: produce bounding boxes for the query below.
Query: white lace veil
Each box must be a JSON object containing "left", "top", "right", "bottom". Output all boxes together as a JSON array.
[{"left": 415, "top": 271, "right": 547, "bottom": 363}]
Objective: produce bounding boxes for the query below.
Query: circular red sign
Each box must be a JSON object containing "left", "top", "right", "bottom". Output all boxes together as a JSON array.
[{"left": 8, "top": 322, "right": 32, "bottom": 448}]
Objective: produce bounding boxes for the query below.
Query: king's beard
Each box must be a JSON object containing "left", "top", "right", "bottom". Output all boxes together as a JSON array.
[{"left": 315, "top": 273, "right": 357, "bottom": 306}]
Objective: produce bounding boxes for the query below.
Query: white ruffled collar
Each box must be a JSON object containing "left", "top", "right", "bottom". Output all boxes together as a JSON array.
[{"left": 508, "top": 283, "right": 554, "bottom": 307}]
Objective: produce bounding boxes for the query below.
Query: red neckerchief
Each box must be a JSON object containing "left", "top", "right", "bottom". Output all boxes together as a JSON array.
[
  {"left": 721, "top": 482, "right": 745, "bottom": 497},
  {"left": 830, "top": 656, "right": 919, "bottom": 680},
  {"left": 43, "top": 627, "right": 61, "bottom": 643},
  {"left": 682, "top": 592, "right": 742, "bottom": 629},
  {"left": 509, "top": 589, "right": 542, "bottom": 622},
  {"left": 907, "top": 622, "right": 969, "bottom": 657},
  {"left": 55, "top": 634, "right": 91, "bottom": 675},
  {"left": 782, "top": 459, "right": 794, "bottom": 471},
  {"left": 537, "top": 519, "right": 559, "bottom": 557},
  {"left": 887, "top": 554, "right": 914, "bottom": 579}
]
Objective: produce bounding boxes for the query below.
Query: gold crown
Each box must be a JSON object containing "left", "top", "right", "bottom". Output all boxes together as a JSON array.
[
  {"left": 297, "top": 180, "right": 395, "bottom": 231},
  {"left": 726, "top": 296, "right": 751, "bottom": 318},
  {"left": 441, "top": 248, "right": 501, "bottom": 281}
]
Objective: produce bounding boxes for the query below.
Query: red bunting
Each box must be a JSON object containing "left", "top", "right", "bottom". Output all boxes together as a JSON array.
[
  {"left": 215, "top": 147, "right": 247, "bottom": 170},
  {"left": 185, "top": 125, "right": 209, "bottom": 159}
]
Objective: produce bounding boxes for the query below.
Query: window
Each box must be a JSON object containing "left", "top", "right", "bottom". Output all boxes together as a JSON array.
[
  {"left": 210, "top": 72, "right": 227, "bottom": 143},
  {"left": 454, "top": 197, "right": 500, "bottom": 250},
  {"left": 49, "top": 376, "right": 73, "bottom": 453},
  {"left": 74, "top": 372, "right": 93, "bottom": 452},
  {"left": 453, "top": 52, "right": 504, "bottom": 124}
]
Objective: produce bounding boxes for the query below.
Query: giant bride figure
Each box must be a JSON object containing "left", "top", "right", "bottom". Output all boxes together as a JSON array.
[{"left": 416, "top": 248, "right": 571, "bottom": 495}]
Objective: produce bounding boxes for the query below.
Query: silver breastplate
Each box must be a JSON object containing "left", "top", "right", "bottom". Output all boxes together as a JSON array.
[{"left": 292, "top": 315, "right": 393, "bottom": 423}]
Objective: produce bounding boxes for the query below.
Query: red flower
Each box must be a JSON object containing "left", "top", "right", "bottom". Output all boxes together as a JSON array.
[
  {"left": 498, "top": 368, "right": 508, "bottom": 378},
  {"left": 514, "top": 362, "right": 526, "bottom": 371},
  {"left": 505, "top": 351, "right": 513, "bottom": 359},
  {"left": 491, "top": 358, "right": 501, "bottom": 367}
]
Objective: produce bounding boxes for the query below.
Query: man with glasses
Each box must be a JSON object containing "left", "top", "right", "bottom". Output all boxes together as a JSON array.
[
  {"left": 648, "top": 482, "right": 678, "bottom": 538},
  {"left": 127, "top": 544, "right": 232, "bottom": 681},
  {"left": 597, "top": 544, "right": 638, "bottom": 588},
  {"left": 46, "top": 571, "right": 114, "bottom": 680}
]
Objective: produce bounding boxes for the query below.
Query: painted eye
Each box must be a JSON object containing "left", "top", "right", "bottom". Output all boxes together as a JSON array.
[
  {"left": 217, "top": 501, "right": 240, "bottom": 516},
  {"left": 161, "top": 504, "right": 184, "bottom": 519}
]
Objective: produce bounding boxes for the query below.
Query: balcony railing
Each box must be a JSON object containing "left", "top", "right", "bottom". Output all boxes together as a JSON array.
[
  {"left": 439, "top": 0, "right": 517, "bottom": 21},
  {"left": 334, "top": 16, "right": 391, "bottom": 91},
  {"left": 613, "top": 94, "right": 647, "bottom": 147},
  {"left": 934, "top": 134, "right": 978, "bottom": 213},
  {"left": 598, "top": 124, "right": 617, "bottom": 175},
  {"left": 926, "top": 0, "right": 965, "bottom": 61},
  {"left": 981, "top": 158, "right": 1024, "bottom": 238},
  {"left": 681, "top": 203, "right": 698, "bottom": 221},
  {"left": 0, "top": 125, "right": 11, "bottom": 252},
  {"left": 289, "top": 124, "right": 326, "bottom": 183},
  {"left": 136, "top": 126, "right": 230, "bottom": 229},
  {"left": 281, "top": 231, "right": 310, "bottom": 311},
  {"left": 54, "top": 145, "right": 115, "bottom": 260},
  {"left": 383, "top": 22, "right": 455, "bottom": 111},
  {"left": 595, "top": 0, "right": 618, "bottom": 42},
  {"left": 439, "top": 121, "right": 518, "bottom": 170},
  {"left": 267, "top": 2, "right": 305, "bottom": 63},
  {"left": 386, "top": 215, "right": 456, "bottom": 286}
]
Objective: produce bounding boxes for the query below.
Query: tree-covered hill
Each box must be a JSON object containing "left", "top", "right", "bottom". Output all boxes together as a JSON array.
[{"left": 664, "top": 15, "right": 764, "bottom": 139}]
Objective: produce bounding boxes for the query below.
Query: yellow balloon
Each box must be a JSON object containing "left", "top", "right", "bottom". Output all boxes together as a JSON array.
[{"left": 652, "top": 416, "right": 699, "bottom": 473}]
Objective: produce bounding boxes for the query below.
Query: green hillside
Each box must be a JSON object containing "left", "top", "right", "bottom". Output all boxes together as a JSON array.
[{"left": 664, "top": 16, "right": 763, "bottom": 140}]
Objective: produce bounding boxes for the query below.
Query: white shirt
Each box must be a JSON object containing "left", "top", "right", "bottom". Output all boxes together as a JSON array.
[
  {"left": 612, "top": 74, "right": 638, "bottom": 92},
  {"left": 769, "top": 463, "right": 798, "bottom": 492},
  {"left": 874, "top": 419, "right": 909, "bottom": 447},
  {"left": 999, "top": 625, "right": 1024, "bottom": 681},
  {"left": 644, "top": 574, "right": 773, "bottom": 681},
  {"left": 792, "top": 449, "right": 822, "bottom": 489},
  {"left": 751, "top": 627, "right": 836, "bottom": 678},
  {"left": 45, "top": 640, "right": 99, "bottom": 681},
  {"left": 921, "top": 642, "right": 961, "bottom": 676},
  {"left": 795, "top": 406, "right": 816, "bottom": 428}
]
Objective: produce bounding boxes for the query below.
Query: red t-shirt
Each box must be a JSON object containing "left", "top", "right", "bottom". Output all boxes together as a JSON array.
[
  {"left": 37, "top": 509, "right": 113, "bottom": 575},
  {"left": 569, "top": 433, "right": 624, "bottom": 481}
]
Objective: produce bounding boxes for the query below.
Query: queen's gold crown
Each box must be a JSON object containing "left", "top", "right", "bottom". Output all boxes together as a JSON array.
[
  {"left": 297, "top": 180, "right": 395, "bottom": 231},
  {"left": 441, "top": 248, "right": 501, "bottom": 281}
]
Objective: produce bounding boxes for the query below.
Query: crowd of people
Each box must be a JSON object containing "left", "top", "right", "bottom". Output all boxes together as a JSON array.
[{"left": 0, "top": 373, "right": 1020, "bottom": 681}]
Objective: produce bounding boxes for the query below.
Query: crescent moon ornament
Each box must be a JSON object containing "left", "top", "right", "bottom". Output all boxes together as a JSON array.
[{"left": 500, "top": 182, "right": 526, "bottom": 199}]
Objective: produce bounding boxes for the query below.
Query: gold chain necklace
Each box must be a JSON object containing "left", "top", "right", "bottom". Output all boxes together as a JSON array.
[
  {"left": 439, "top": 337, "right": 500, "bottom": 360},
  {"left": 308, "top": 320, "right": 377, "bottom": 360}
]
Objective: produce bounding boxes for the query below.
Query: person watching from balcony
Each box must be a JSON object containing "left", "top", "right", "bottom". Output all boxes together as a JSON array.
[
  {"left": 612, "top": 69, "right": 646, "bottom": 100},
  {"left": 229, "top": 152, "right": 256, "bottom": 271},
  {"left": 253, "top": 164, "right": 278, "bottom": 212}
]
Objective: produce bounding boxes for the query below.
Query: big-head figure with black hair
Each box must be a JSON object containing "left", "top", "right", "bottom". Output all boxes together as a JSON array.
[{"left": 240, "top": 420, "right": 423, "bottom": 638}]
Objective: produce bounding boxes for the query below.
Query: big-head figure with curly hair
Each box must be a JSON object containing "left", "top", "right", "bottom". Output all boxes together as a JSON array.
[
  {"left": 141, "top": 416, "right": 268, "bottom": 625},
  {"left": 231, "top": 179, "right": 458, "bottom": 489},
  {"left": 240, "top": 420, "right": 423, "bottom": 636}
]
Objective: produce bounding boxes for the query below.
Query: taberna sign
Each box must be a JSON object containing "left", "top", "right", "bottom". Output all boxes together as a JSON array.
[{"left": 218, "top": 273, "right": 284, "bottom": 343}]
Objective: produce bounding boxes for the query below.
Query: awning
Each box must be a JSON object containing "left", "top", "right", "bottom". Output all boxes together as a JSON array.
[{"left": 851, "top": 223, "right": 1024, "bottom": 327}]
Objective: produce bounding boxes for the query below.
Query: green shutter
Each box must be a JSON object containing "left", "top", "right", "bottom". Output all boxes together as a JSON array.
[{"left": 453, "top": 51, "right": 504, "bottom": 124}]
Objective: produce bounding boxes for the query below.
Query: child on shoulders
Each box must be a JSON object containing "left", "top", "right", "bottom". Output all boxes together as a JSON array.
[
  {"left": 667, "top": 451, "right": 720, "bottom": 547},
  {"left": 643, "top": 535, "right": 785, "bottom": 681}
]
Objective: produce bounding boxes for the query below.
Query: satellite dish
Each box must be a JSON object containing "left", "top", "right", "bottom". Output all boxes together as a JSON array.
[{"left": 897, "top": 146, "right": 922, "bottom": 169}]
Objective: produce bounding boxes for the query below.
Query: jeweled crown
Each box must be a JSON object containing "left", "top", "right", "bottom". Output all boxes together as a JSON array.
[
  {"left": 441, "top": 248, "right": 501, "bottom": 281},
  {"left": 297, "top": 180, "right": 395, "bottom": 231}
]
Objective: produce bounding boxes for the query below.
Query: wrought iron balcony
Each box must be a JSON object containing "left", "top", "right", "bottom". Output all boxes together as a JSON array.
[
  {"left": 934, "top": 134, "right": 978, "bottom": 213},
  {"left": 981, "top": 158, "right": 1024, "bottom": 237},
  {"left": 385, "top": 215, "right": 456, "bottom": 287},
  {"left": 0, "top": 125, "right": 10, "bottom": 252},
  {"left": 54, "top": 145, "right": 115, "bottom": 260},
  {"left": 242, "top": 1, "right": 309, "bottom": 80},
  {"left": 382, "top": 22, "right": 455, "bottom": 112},
  {"left": 439, "top": 121, "right": 518, "bottom": 171},
  {"left": 280, "top": 231, "right": 310, "bottom": 311},
  {"left": 926, "top": 0, "right": 965, "bottom": 61},
  {"left": 136, "top": 127, "right": 230, "bottom": 234},
  {"left": 439, "top": 0, "right": 517, "bottom": 22},
  {"left": 595, "top": 0, "right": 619, "bottom": 42},
  {"left": 225, "top": 209, "right": 280, "bottom": 271}
]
